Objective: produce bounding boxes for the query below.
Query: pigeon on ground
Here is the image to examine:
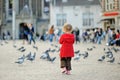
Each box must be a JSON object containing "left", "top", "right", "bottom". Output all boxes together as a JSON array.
[
  {"left": 92, "top": 46, "right": 96, "bottom": 48},
  {"left": 20, "top": 48, "right": 26, "bottom": 52},
  {"left": 18, "top": 46, "right": 24, "bottom": 51},
  {"left": 26, "top": 52, "right": 32, "bottom": 59},
  {"left": 87, "top": 48, "right": 93, "bottom": 51},
  {"left": 40, "top": 51, "right": 56, "bottom": 62},
  {"left": 50, "top": 49, "right": 56, "bottom": 53},
  {"left": 27, "top": 52, "right": 36, "bottom": 62},
  {"left": 15, "top": 55, "right": 25, "bottom": 64},
  {"left": 105, "top": 51, "right": 113, "bottom": 59},
  {"left": 83, "top": 51, "right": 88, "bottom": 59},
  {"left": 74, "top": 54, "right": 81, "bottom": 60},
  {"left": 107, "top": 57, "right": 115, "bottom": 63},
  {"left": 33, "top": 45, "right": 38, "bottom": 51},
  {"left": 98, "top": 55, "right": 105, "bottom": 62},
  {"left": 111, "top": 47, "right": 120, "bottom": 53},
  {"left": 50, "top": 57, "right": 56, "bottom": 62},
  {"left": 74, "top": 50, "right": 80, "bottom": 54}
]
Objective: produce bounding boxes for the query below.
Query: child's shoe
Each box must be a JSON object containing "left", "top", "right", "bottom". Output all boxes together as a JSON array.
[
  {"left": 66, "top": 70, "right": 71, "bottom": 75},
  {"left": 61, "top": 67, "right": 66, "bottom": 73}
]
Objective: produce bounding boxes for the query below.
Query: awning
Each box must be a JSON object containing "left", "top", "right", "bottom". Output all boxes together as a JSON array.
[{"left": 103, "top": 12, "right": 119, "bottom": 16}]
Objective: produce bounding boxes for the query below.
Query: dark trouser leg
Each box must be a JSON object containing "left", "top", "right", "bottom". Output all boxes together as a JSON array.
[
  {"left": 60, "top": 58, "right": 66, "bottom": 68},
  {"left": 66, "top": 57, "right": 71, "bottom": 71}
]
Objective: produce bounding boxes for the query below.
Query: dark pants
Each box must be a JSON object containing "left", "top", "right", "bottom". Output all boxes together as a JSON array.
[
  {"left": 116, "top": 40, "right": 120, "bottom": 46},
  {"left": 60, "top": 57, "right": 72, "bottom": 71}
]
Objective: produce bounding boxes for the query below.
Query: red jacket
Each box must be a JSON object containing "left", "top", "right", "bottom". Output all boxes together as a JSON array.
[
  {"left": 116, "top": 33, "right": 120, "bottom": 39},
  {"left": 59, "top": 33, "right": 75, "bottom": 58}
]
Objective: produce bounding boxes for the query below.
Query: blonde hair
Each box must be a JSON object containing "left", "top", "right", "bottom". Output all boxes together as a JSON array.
[{"left": 63, "top": 23, "right": 73, "bottom": 33}]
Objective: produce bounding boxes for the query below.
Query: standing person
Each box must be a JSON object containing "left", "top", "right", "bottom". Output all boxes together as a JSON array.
[
  {"left": 23, "top": 23, "right": 29, "bottom": 44},
  {"left": 75, "top": 27, "right": 80, "bottom": 44},
  {"left": 106, "top": 27, "right": 112, "bottom": 46},
  {"left": 48, "top": 25, "right": 54, "bottom": 44},
  {"left": 97, "top": 28, "right": 103, "bottom": 44},
  {"left": 59, "top": 23, "right": 75, "bottom": 75},
  {"left": 7, "top": 30, "right": 11, "bottom": 40},
  {"left": 28, "top": 23, "right": 35, "bottom": 44}
]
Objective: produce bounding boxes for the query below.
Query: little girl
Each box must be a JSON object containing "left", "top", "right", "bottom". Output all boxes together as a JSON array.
[{"left": 59, "top": 23, "right": 75, "bottom": 75}]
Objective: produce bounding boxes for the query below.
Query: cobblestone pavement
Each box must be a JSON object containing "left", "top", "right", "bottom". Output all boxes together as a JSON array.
[{"left": 0, "top": 40, "right": 120, "bottom": 80}]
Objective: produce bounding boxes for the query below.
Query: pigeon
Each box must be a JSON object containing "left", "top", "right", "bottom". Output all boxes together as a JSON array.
[
  {"left": 40, "top": 53, "right": 48, "bottom": 59},
  {"left": 87, "top": 48, "right": 93, "bottom": 51},
  {"left": 105, "top": 51, "right": 113, "bottom": 59},
  {"left": 74, "top": 54, "right": 81, "bottom": 60},
  {"left": 98, "top": 55, "right": 105, "bottom": 62},
  {"left": 40, "top": 51, "right": 55, "bottom": 62},
  {"left": 18, "top": 54, "right": 25, "bottom": 60},
  {"left": 107, "top": 57, "right": 115, "bottom": 63},
  {"left": 20, "top": 48, "right": 26, "bottom": 52},
  {"left": 15, "top": 55, "right": 25, "bottom": 64},
  {"left": 26, "top": 52, "right": 32, "bottom": 59},
  {"left": 27, "top": 52, "right": 36, "bottom": 61},
  {"left": 92, "top": 46, "right": 96, "bottom": 48},
  {"left": 74, "top": 50, "right": 80, "bottom": 54},
  {"left": 83, "top": 51, "right": 88, "bottom": 59},
  {"left": 33, "top": 45, "right": 38, "bottom": 51},
  {"left": 50, "top": 57, "right": 56, "bottom": 62},
  {"left": 50, "top": 49, "right": 56, "bottom": 53},
  {"left": 18, "top": 46, "right": 24, "bottom": 51},
  {"left": 40, "top": 49, "right": 51, "bottom": 59},
  {"left": 111, "top": 47, "right": 120, "bottom": 53}
]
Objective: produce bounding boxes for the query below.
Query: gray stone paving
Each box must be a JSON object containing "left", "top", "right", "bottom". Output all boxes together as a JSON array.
[{"left": 0, "top": 40, "right": 120, "bottom": 80}]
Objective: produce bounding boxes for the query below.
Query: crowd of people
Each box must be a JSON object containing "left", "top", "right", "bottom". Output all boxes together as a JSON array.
[{"left": 0, "top": 23, "right": 120, "bottom": 47}]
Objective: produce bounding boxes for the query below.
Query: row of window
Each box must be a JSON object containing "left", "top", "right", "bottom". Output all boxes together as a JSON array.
[
  {"left": 56, "top": 13, "right": 94, "bottom": 27},
  {"left": 104, "top": 0, "right": 120, "bottom": 11}
]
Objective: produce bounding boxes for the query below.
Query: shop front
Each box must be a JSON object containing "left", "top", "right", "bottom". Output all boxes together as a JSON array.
[{"left": 102, "top": 12, "right": 120, "bottom": 30}]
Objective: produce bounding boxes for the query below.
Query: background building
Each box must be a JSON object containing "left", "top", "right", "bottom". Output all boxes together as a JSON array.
[
  {"left": 100, "top": 0, "right": 120, "bottom": 30},
  {"left": 1, "top": 0, "right": 50, "bottom": 39},
  {"left": 50, "top": 0, "right": 102, "bottom": 34}
]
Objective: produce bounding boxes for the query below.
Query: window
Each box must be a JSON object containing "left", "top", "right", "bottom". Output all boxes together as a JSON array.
[
  {"left": 82, "top": 12, "right": 94, "bottom": 27},
  {"left": 56, "top": 14, "right": 67, "bottom": 26}
]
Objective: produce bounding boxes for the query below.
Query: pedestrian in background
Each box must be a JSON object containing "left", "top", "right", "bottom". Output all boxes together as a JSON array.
[
  {"left": 48, "top": 25, "right": 54, "bottom": 44},
  {"left": 23, "top": 23, "right": 29, "bottom": 44},
  {"left": 59, "top": 23, "right": 75, "bottom": 75},
  {"left": 27, "top": 23, "right": 35, "bottom": 44}
]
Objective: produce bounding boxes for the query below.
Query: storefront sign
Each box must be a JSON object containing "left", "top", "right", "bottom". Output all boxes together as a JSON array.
[{"left": 104, "top": 12, "right": 119, "bottom": 16}]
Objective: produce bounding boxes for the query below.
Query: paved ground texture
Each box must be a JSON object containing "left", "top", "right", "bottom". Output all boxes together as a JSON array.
[{"left": 0, "top": 40, "right": 120, "bottom": 80}]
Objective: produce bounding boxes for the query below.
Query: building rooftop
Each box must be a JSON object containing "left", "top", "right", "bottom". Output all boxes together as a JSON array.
[{"left": 55, "top": 0, "right": 100, "bottom": 6}]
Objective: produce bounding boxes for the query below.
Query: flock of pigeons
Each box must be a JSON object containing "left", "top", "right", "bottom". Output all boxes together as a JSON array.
[
  {"left": 98, "top": 47, "right": 120, "bottom": 64},
  {"left": 0, "top": 40, "right": 120, "bottom": 65},
  {"left": 73, "top": 45, "right": 120, "bottom": 65},
  {"left": 14, "top": 43, "right": 60, "bottom": 64}
]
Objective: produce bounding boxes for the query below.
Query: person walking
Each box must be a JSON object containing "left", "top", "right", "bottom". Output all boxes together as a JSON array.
[
  {"left": 27, "top": 23, "right": 35, "bottom": 44},
  {"left": 23, "top": 23, "right": 29, "bottom": 44},
  {"left": 48, "top": 25, "right": 54, "bottom": 44},
  {"left": 59, "top": 23, "right": 75, "bottom": 75}
]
